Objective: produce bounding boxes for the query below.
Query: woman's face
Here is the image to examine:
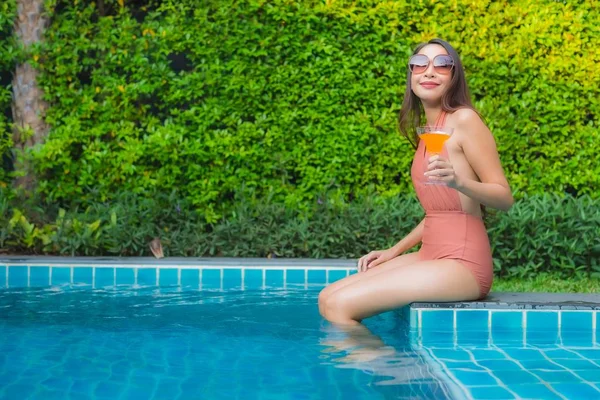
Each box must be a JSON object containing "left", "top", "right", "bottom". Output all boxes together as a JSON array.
[{"left": 409, "top": 44, "right": 453, "bottom": 104}]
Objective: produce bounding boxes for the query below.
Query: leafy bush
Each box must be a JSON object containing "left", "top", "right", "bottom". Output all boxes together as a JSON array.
[
  {"left": 0, "top": 0, "right": 592, "bottom": 220},
  {"left": 1, "top": 190, "right": 598, "bottom": 279},
  {"left": 0, "top": 0, "right": 16, "bottom": 185},
  {"left": 0, "top": 2, "right": 597, "bottom": 278}
]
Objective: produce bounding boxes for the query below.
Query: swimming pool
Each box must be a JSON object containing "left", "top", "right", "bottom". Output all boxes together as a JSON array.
[{"left": 1, "top": 261, "right": 599, "bottom": 399}]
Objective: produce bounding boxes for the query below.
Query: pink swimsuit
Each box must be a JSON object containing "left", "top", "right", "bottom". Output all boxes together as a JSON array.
[{"left": 410, "top": 112, "right": 493, "bottom": 298}]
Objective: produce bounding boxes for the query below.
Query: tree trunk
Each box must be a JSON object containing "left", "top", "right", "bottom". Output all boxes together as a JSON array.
[{"left": 11, "top": 0, "right": 50, "bottom": 192}]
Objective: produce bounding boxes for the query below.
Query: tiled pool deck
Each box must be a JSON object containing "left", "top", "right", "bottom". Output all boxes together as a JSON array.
[{"left": 2, "top": 256, "right": 600, "bottom": 399}]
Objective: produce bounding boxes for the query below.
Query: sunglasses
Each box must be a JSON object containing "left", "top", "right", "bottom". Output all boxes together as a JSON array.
[{"left": 408, "top": 54, "right": 454, "bottom": 75}]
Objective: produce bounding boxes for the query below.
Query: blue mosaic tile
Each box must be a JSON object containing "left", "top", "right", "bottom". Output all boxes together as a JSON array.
[
  {"left": 286, "top": 269, "right": 305, "bottom": 285},
  {"left": 491, "top": 369, "right": 540, "bottom": 385},
  {"left": 0, "top": 265, "right": 5, "bottom": 287},
  {"left": 202, "top": 269, "right": 222, "bottom": 290},
  {"left": 562, "top": 312, "right": 593, "bottom": 331},
  {"left": 527, "top": 311, "right": 559, "bottom": 333},
  {"left": 458, "top": 330, "right": 489, "bottom": 345},
  {"left": 510, "top": 383, "right": 563, "bottom": 400},
  {"left": 470, "top": 349, "right": 506, "bottom": 360},
  {"left": 223, "top": 269, "right": 242, "bottom": 289},
  {"left": 159, "top": 269, "right": 178, "bottom": 286},
  {"left": 181, "top": 269, "right": 200, "bottom": 288},
  {"left": 456, "top": 310, "right": 489, "bottom": 331},
  {"left": 328, "top": 270, "right": 347, "bottom": 283},
  {"left": 544, "top": 348, "right": 583, "bottom": 360},
  {"left": 556, "top": 358, "right": 598, "bottom": 371},
  {"left": 8, "top": 266, "right": 27, "bottom": 287},
  {"left": 577, "top": 369, "right": 600, "bottom": 383},
  {"left": 420, "top": 330, "right": 454, "bottom": 346},
  {"left": 72, "top": 267, "right": 93, "bottom": 285},
  {"left": 444, "top": 360, "right": 486, "bottom": 371},
  {"left": 468, "top": 386, "right": 514, "bottom": 399},
  {"left": 95, "top": 268, "right": 114, "bottom": 287},
  {"left": 490, "top": 331, "right": 523, "bottom": 346},
  {"left": 576, "top": 349, "right": 600, "bottom": 361},
  {"left": 477, "top": 359, "right": 521, "bottom": 371},
  {"left": 534, "top": 370, "right": 579, "bottom": 383},
  {"left": 597, "top": 313, "right": 600, "bottom": 345},
  {"left": 265, "top": 270, "right": 284, "bottom": 288},
  {"left": 503, "top": 349, "right": 547, "bottom": 361},
  {"left": 552, "top": 382, "right": 600, "bottom": 399},
  {"left": 525, "top": 330, "right": 560, "bottom": 346},
  {"left": 115, "top": 268, "right": 135, "bottom": 285},
  {"left": 137, "top": 268, "right": 157, "bottom": 286},
  {"left": 51, "top": 267, "right": 71, "bottom": 285},
  {"left": 30, "top": 266, "right": 50, "bottom": 287},
  {"left": 452, "top": 370, "right": 497, "bottom": 386},
  {"left": 421, "top": 310, "right": 453, "bottom": 330},
  {"left": 491, "top": 311, "right": 522, "bottom": 331},
  {"left": 243, "top": 269, "right": 263, "bottom": 289},
  {"left": 519, "top": 359, "right": 564, "bottom": 371},
  {"left": 431, "top": 349, "right": 471, "bottom": 362},
  {"left": 562, "top": 330, "right": 594, "bottom": 347},
  {"left": 307, "top": 269, "right": 326, "bottom": 285}
]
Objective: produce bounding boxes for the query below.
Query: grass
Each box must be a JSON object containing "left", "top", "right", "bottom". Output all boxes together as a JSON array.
[{"left": 493, "top": 273, "right": 600, "bottom": 293}]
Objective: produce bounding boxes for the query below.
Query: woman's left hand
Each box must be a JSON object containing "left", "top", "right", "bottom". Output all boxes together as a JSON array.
[{"left": 425, "top": 155, "right": 461, "bottom": 188}]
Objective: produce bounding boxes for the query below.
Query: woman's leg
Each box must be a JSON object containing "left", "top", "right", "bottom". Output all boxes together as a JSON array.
[
  {"left": 322, "top": 259, "right": 480, "bottom": 325},
  {"left": 318, "top": 252, "right": 421, "bottom": 317}
]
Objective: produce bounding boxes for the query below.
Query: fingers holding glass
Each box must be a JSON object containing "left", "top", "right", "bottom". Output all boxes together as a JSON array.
[{"left": 417, "top": 127, "right": 453, "bottom": 186}]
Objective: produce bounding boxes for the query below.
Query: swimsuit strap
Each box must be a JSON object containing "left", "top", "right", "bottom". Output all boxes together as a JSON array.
[{"left": 434, "top": 110, "right": 447, "bottom": 128}]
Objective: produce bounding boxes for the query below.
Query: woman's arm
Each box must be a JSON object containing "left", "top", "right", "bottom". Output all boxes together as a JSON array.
[
  {"left": 426, "top": 109, "right": 514, "bottom": 211},
  {"left": 358, "top": 218, "right": 424, "bottom": 271},
  {"left": 388, "top": 218, "right": 425, "bottom": 257}
]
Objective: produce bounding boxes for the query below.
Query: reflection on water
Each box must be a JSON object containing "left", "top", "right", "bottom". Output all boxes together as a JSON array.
[{"left": 319, "top": 319, "right": 458, "bottom": 399}]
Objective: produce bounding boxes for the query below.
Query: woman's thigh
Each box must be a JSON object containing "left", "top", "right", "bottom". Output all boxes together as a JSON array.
[
  {"left": 324, "top": 259, "right": 480, "bottom": 323},
  {"left": 318, "top": 252, "right": 421, "bottom": 302}
]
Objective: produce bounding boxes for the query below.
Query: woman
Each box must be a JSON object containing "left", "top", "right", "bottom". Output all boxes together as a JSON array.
[{"left": 318, "top": 38, "right": 514, "bottom": 326}]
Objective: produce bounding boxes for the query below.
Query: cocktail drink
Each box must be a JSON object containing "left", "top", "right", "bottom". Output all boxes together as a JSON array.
[{"left": 417, "top": 126, "right": 453, "bottom": 185}]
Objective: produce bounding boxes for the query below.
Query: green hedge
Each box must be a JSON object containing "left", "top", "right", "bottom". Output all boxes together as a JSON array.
[
  {"left": 0, "top": 0, "right": 16, "bottom": 184},
  {"left": 0, "top": 0, "right": 593, "bottom": 220},
  {"left": 1, "top": 191, "right": 599, "bottom": 279}
]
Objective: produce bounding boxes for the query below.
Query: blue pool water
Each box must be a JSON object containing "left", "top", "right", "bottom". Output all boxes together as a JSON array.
[
  {"left": 1, "top": 279, "right": 600, "bottom": 399},
  {"left": 0, "top": 286, "right": 448, "bottom": 400}
]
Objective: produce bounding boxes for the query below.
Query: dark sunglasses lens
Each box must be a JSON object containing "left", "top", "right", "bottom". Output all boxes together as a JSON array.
[
  {"left": 433, "top": 55, "right": 454, "bottom": 74},
  {"left": 409, "top": 55, "right": 428, "bottom": 74}
]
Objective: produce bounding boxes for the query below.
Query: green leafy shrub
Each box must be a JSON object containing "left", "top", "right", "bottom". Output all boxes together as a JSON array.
[
  {"left": 4, "top": 0, "right": 593, "bottom": 220},
  {"left": 0, "top": 0, "right": 16, "bottom": 185},
  {"left": 1, "top": 190, "right": 598, "bottom": 279}
]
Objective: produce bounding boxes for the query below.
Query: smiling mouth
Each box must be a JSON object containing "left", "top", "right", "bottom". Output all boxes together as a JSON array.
[{"left": 420, "top": 83, "right": 439, "bottom": 89}]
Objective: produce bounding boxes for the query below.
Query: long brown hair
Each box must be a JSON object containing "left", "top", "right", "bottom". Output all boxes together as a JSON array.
[{"left": 398, "top": 38, "right": 474, "bottom": 147}]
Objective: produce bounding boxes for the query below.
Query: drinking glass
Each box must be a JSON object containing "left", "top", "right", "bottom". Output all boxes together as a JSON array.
[{"left": 417, "top": 126, "right": 453, "bottom": 185}]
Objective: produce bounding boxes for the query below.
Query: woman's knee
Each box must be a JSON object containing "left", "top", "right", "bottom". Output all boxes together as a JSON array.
[
  {"left": 318, "top": 288, "right": 330, "bottom": 317},
  {"left": 318, "top": 287, "right": 329, "bottom": 305},
  {"left": 323, "top": 291, "right": 353, "bottom": 321}
]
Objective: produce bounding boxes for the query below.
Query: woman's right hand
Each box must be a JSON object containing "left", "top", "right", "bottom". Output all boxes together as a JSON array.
[{"left": 357, "top": 249, "right": 396, "bottom": 273}]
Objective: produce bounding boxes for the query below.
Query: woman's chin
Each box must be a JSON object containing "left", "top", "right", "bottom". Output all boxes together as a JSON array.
[
  {"left": 415, "top": 93, "right": 443, "bottom": 104},
  {"left": 412, "top": 88, "right": 442, "bottom": 102}
]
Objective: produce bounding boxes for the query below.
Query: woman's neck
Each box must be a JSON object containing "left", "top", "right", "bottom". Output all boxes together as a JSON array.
[{"left": 423, "top": 104, "right": 443, "bottom": 126}]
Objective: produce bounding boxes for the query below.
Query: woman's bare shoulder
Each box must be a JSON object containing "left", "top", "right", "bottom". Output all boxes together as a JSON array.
[
  {"left": 451, "top": 108, "right": 491, "bottom": 138},
  {"left": 452, "top": 108, "right": 483, "bottom": 126}
]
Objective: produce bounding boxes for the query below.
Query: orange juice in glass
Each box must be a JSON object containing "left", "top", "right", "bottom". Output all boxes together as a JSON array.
[{"left": 417, "top": 126, "right": 453, "bottom": 185}]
